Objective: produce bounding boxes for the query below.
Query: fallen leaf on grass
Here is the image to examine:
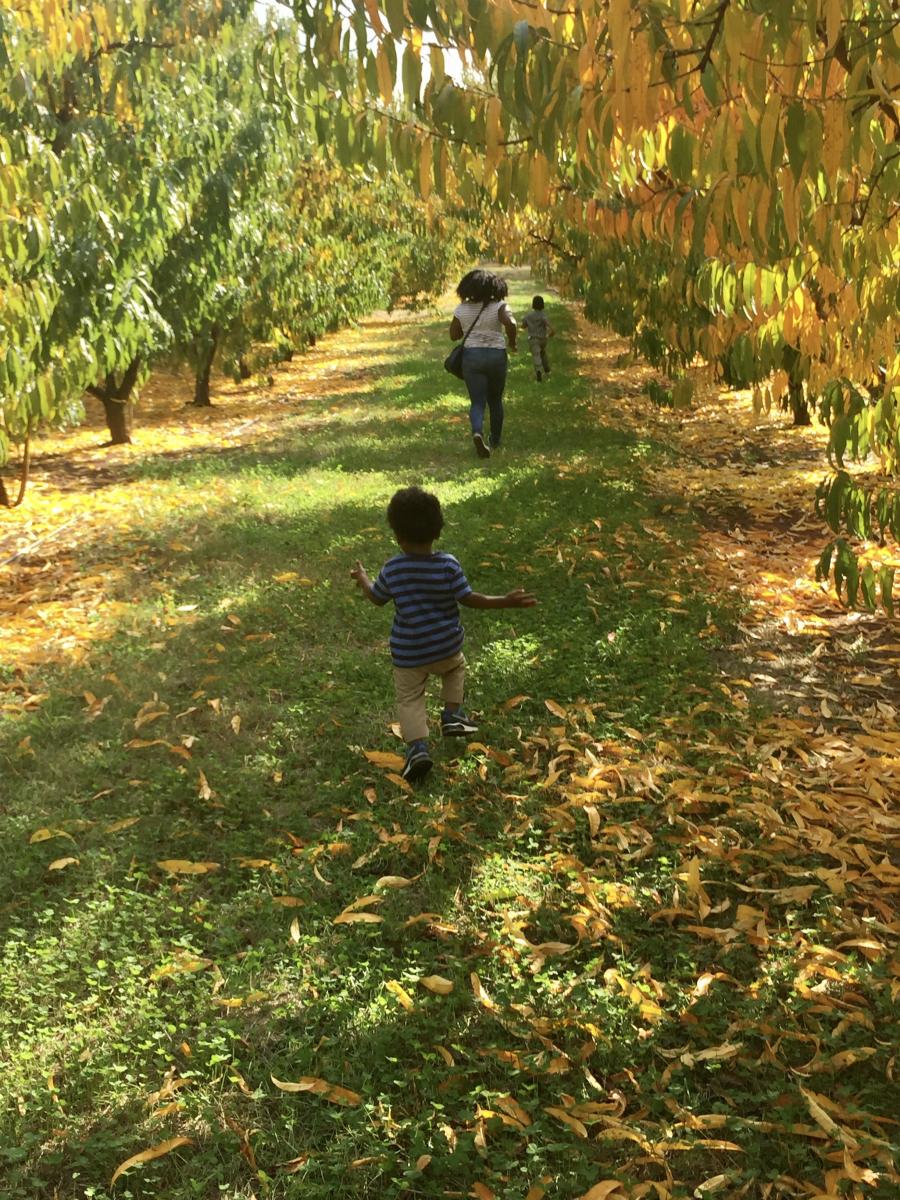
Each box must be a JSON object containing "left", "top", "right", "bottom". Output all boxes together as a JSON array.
[
  {"left": 272, "top": 896, "right": 304, "bottom": 907},
  {"left": 156, "top": 860, "right": 220, "bottom": 875},
  {"left": 496, "top": 1094, "right": 531, "bottom": 1127},
  {"left": 385, "top": 980, "right": 416, "bottom": 1011},
  {"left": 375, "top": 875, "right": 412, "bottom": 889},
  {"left": 231, "top": 715, "right": 241, "bottom": 735},
  {"left": 197, "top": 770, "right": 213, "bottom": 800},
  {"left": 333, "top": 911, "right": 383, "bottom": 925},
  {"left": 415, "top": 1153, "right": 432, "bottom": 1170},
  {"left": 503, "top": 694, "right": 531, "bottom": 710},
  {"left": 470, "top": 972, "right": 497, "bottom": 1010},
  {"left": 363, "top": 749, "right": 406, "bottom": 770},
  {"left": 271, "top": 1075, "right": 361, "bottom": 1105},
  {"left": 544, "top": 699, "right": 567, "bottom": 719},
  {"left": 152, "top": 956, "right": 213, "bottom": 979},
  {"left": 419, "top": 975, "right": 454, "bottom": 994},
  {"left": 579, "top": 1184, "right": 625, "bottom": 1200},
  {"left": 800, "top": 1087, "right": 858, "bottom": 1147},
  {"left": 385, "top": 772, "right": 413, "bottom": 793},
  {"left": 276, "top": 1153, "right": 309, "bottom": 1173},
  {"left": 29, "top": 827, "right": 75, "bottom": 845},
  {"left": 110, "top": 1137, "right": 193, "bottom": 1186},
  {"left": 471, "top": 1185, "right": 495, "bottom": 1200},
  {"left": 545, "top": 1106, "right": 589, "bottom": 1137},
  {"left": 273, "top": 571, "right": 299, "bottom": 583},
  {"left": 104, "top": 817, "right": 140, "bottom": 833},
  {"left": 48, "top": 856, "right": 78, "bottom": 871}
]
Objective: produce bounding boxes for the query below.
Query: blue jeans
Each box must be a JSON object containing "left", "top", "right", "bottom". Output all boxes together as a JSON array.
[{"left": 462, "top": 347, "right": 506, "bottom": 447}]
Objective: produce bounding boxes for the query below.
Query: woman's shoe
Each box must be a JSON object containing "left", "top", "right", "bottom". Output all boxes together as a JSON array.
[{"left": 473, "top": 433, "right": 491, "bottom": 458}]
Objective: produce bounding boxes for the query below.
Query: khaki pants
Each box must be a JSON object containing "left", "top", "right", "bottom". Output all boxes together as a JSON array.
[
  {"left": 529, "top": 337, "right": 549, "bottom": 374},
  {"left": 393, "top": 652, "right": 465, "bottom": 742}
]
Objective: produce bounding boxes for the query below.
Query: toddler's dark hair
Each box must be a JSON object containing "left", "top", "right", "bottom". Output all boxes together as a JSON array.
[
  {"left": 532, "top": 295, "right": 545, "bottom": 310},
  {"left": 457, "top": 269, "right": 509, "bottom": 303},
  {"left": 387, "top": 486, "right": 444, "bottom": 544}
]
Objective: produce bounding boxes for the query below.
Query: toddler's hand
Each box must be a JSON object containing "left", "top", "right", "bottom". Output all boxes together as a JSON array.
[
  {"left": 505, "top": 588, "right": 537, "bottom": 608},
  {"left": 350, "top": 560, "right": 368, "bottom": 586}
]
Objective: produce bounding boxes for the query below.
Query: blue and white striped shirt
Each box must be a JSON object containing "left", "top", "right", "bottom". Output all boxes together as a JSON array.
[{"left": 371, "top": 552, "right": 472, "bottom": 667}]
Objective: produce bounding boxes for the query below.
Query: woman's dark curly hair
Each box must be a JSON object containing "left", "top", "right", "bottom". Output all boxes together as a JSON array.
[
  {"left": 456, "top": 269, "right": 509, "bottom": 303},
  {"left": 387, "top": 486, "right": 444, "bottom": 544}
]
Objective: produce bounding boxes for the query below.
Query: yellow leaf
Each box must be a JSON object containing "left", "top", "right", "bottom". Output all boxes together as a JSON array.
[
  {"left": 29, "top": 827, "right": 75, "bottom": 845},
  {"left": 419, "top": 975, "right": 454, "bottom": 994},
  {"left": 470, "top": 972, "right": 497, "bottom": 1009},
  {"left": 231, "top": 715, "right": 241, "bottom": 735},
  {"left": 385, "top": 771, "right": 413, "bottom": 792},
  {"left": 273, "top": 571, "right": 299, "bottom": 582},
  {"left": 152, "top": 956, "right": 212, "bottom": 979},
  {"left": 471, "top": 1185, "right": 495, "bottom": 1200},
  {"left": 110, "top": 1137, "right": 193, "bottom": 1186},
  {"left": 333, "top": 911, "right": 384, "bottom": 925},
  {"left": 290, "top": 917, "right": 300, "bottom": 942},
  {"left": 364, "top": 749, "right": 406, "bottom": 770},
  {"left": 433, "top": 1043, "right": 454, "bottom": 1065},
  {"left": 386, "top": 980, "right": 416, "bottom": 1011},
  {"left": 544, "top": 699, "right": 567, "bottom": 719},
  {"left": 579, "top": 1185, "right": 625, "bottom": 1200},
  {"left": 272, "top": 896, "right": 305, "bottom": 907},
  {"left": 104, "top": 817, "right": 140, "bottom": 833},
  {"left": 271, "top": 1075, "right": 361, "bottom": 1105},
  {"left": 48, "top": 856, "right": 78, "bottom": 871},
  {"left": 545, "top": 1106, "right": 589, "bottom": 1138},
  {"left": 375, "top": 875, "right": 412, "bottom": 889},
  {"left": 156, "top": 860, "right": 220, "bottom": 875},
  {"left": 197, "top": 770, "right": 212, "bottom": 800},
  {"left": 496, "top": 1094, "right": 531, "bottom": 1127},
  {"left": 800, "top": 1087, "right": 858, "bottom": 1147},
  {"left": 502, "top": 693, "right": 530, "bottom": 710},
  {"left": 415, "top": 1153, "right": 432, "bottom": 1170}
]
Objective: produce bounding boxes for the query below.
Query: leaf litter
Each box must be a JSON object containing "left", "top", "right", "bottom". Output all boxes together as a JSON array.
[{"left": 1, "top": 296, "right": 898, "bottom": 1198}]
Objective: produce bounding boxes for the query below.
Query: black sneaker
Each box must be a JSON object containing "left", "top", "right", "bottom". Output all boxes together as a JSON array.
[
  {"left": 441, "top": 709, "right": 479, "bottom": 737},
  {"left": 473, "top": 433, "right": 491, "bottom": 459},
  {"left": 402, "top": 742, "right": 433, "bottom": 782},
  {"left": 536, "top": 371, "right": 542, "bottom": 382}
]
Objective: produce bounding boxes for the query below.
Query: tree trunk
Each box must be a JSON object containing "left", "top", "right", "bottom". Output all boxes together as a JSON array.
[
  {"left": 789, "top": 379, "right": 811, "bottom": 426},
  {"left": 100, "top": 396, "right": 133, "bottom": 444},
  {"left": 238, "top": 358, "right": 252, "bottom": 380},
  {"left": 193, "top": 325, "right": 220, "bottom": 407},
  {"left": 87, "top": 357, "right": 141, "bottom": 445},
  {"left": 308, "top": 332, "right": 317, "bottom": 347},
  {"left": 0, "top": 436, "right": 31, "bottom": 509}
]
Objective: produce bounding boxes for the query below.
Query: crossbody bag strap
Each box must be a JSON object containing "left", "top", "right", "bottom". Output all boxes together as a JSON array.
[{"left": 460, "top": 301, "right": 488, "bottom": 347}]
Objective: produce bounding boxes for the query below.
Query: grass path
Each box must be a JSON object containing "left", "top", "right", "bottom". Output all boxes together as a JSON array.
[{"left": 2, "top": 275, "right": 898, "bottom": 1199}]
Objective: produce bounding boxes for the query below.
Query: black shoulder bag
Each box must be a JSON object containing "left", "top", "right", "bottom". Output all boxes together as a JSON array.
[{"left": 444, "top": 302, "right": 488, "bottom": 379}]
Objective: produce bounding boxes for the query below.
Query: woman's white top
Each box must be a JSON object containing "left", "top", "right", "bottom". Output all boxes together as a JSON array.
[{"left": 454, "top": 300, "right": 514, "bottom": 350}]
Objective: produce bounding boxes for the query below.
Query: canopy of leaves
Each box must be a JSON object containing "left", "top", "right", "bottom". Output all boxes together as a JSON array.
[{"left": 298, "top": 0, "right": 900, "bottom": 609}]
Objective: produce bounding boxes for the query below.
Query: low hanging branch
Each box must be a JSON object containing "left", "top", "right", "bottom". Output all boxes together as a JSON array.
[{"left": 0, "top": 434, "right": 32, "bottom": 510}]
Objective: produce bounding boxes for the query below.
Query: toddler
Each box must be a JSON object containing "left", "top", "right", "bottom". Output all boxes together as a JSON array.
[
  {"left": 521, "top": 295, "right": 554, "bottom": 382},
  {"left": 351, "top": 486, "right": 536, "bottom": 781}
]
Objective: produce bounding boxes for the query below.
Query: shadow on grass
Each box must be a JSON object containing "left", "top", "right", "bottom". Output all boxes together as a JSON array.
[{"left": 5, "top": 290, "right": 886, "bottom": 1199}]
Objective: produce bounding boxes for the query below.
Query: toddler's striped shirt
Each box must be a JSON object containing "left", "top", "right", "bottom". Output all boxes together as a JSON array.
[{"left": 371, "top": 552, "right": 472, "bottom": 667}]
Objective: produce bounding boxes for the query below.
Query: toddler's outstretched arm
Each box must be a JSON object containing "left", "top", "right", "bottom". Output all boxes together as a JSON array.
[
  {"left": 460, "top": 588, "right": 537, "bottom": 610},
  {"left": 351, "top": 560, "right": 387, "bottom": 605}
]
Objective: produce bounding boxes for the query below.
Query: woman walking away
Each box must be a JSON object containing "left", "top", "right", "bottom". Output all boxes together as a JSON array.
[{"left": 449, "top": 269, "right": 517, "bottom": 459}]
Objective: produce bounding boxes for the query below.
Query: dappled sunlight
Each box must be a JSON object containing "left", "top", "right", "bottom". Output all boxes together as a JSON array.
[{"left": 3, "top": 283, "right": 898, "bottom": 1200}]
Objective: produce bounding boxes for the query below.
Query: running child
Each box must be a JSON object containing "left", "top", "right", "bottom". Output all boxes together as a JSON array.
[
  {"left": 521, "top": 295, "right": 554, "bottom": 382},
  {"left": 351, "top": 486, "right": 537, "bottom": 781}
]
